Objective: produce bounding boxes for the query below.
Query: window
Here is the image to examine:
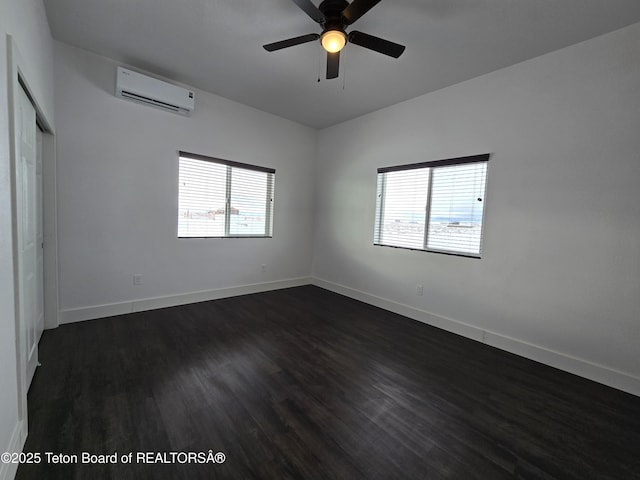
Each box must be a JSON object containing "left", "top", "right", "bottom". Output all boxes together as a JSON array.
[
  {"left": 178, "top": 151, "right": 275, "bottom": 238},
  {"left": 374, "top": 154, "right": 489, "bottom": 257}
]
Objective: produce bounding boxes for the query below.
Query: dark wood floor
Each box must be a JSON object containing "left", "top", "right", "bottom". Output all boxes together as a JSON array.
[{"left": 17, "top": 286, "right": 640, "bottom": 479}]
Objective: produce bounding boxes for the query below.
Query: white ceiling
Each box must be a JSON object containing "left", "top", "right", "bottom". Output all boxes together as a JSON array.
[{"left": 45, "top": 0, "right": 640, "bottom": 129}]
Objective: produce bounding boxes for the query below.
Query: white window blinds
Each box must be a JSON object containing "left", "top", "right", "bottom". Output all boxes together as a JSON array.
[
  {"left": 374, "top": 154, "right": 489, "bottom": 257},
  {"left": 375, "top": 168, "right": 429, "bottom": 250},
  {"left": 178, "top": 152, "right": 275, "bottom": 238}
]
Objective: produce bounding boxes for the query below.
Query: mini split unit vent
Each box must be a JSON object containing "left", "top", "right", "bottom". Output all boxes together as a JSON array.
[{"left": 115, "top": 67, "right": 194, "bottom": 116}]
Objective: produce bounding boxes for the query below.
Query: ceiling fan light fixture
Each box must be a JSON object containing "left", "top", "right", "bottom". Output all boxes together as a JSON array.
[
  {"left": 262, "top": 0, "right": 406, "bottom": 80},
  {"left": 321, "top": 29, "right": 347, "bottom": 53}
]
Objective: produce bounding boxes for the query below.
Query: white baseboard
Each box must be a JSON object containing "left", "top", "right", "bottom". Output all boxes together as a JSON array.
[
  {"left": 59, "top": 277, "right": 312, "bottom": 324},
  {"left": 0, "top": 419, "right": 25, "bottom": 480},
  {"left": 311, "top": 277, "right": 640, "bottom": 397},
  {"left": 57, "top": 275, "right": 640, "bottom": 397}
]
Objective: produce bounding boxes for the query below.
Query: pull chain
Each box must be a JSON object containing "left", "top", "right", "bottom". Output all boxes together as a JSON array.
[{"left": 342, "top": 47, "right": 347, "bottom": 90}]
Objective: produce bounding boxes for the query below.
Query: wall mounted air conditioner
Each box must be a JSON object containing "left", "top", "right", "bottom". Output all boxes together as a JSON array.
[{"left": 115, "top": 67, "right": 194, "bottom": 116}]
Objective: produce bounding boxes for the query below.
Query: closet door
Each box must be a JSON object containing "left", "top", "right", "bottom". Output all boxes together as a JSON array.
[{"left": 16, "top": 84, "right": 42, "bottom": 389}]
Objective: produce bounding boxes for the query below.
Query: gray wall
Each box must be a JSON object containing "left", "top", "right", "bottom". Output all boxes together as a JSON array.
[
  {"left": 54, "top": 42, "right": 317, "bottom": 317},
  {"left": 313, "top": 23, "right": 640, "bottom": 393}
]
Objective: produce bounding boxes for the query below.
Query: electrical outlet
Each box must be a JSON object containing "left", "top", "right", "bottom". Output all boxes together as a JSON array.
[
  {"left": 133, "top": 274, "right": 143, "bottom": 285},
  {"left": 261, "top": 264, "right": 267, "bottom": 272},
  {"left": 416, "top": 284, "right": 423, "bottom": 296}
]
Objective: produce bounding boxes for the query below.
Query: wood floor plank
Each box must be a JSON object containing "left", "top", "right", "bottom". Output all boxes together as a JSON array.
[{"left": 17, "top": 285, "right": 640, "bottom": 479}]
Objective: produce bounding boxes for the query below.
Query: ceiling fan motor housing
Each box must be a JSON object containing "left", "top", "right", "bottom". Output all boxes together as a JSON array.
[{"left": 319, "top": 0, "right": 350, "bottom": 33}]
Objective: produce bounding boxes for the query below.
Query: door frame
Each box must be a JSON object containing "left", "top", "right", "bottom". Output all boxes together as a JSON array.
[{"left": 7, "top": 35, "right": 58, "bottom": 445}]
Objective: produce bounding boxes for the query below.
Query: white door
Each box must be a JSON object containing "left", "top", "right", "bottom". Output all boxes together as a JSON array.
[
  {"left": 16, "top": 85, "right": 42, "bottom": 389},
  {"left": 36, "top": 128, "right": 45, "bottom": 344}
]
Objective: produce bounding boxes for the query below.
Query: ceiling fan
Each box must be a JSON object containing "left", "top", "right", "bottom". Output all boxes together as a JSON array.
[{"left": 263, "top": 0, "right": 406, "bottom": 79}]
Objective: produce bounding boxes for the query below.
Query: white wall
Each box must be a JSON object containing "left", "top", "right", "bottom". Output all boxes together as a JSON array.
[
  {"left": 313, "top": 23, "right": 640, "bottom": 394},
  {"left": 0, "top": 0, "right": 54, "bottom": 477},
  {"left": 54, "top": 42, "right": 317, "bottom": 319}
]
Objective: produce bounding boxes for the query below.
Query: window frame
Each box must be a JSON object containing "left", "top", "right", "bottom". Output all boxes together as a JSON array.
[
  {"left": 177, "top": 150, "right": 275, "bottom": 239},
  {"left": 374, "top": 154, "right": 490, "bottom": 258}
]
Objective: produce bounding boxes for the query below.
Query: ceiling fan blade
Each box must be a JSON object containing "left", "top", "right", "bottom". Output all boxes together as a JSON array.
[
  {"left": 326, "top": 51, "right": 340, "bottom": 79},
  {"left": 291, "top": 0, "right": 326, "bottom": 23},
  {"left": 263, "top": 33, "right": 320, "bottom": 52},
  {"left": 348, "top": 31, "right": 405, "bottom": 58},
  {"left": 342, "top": 0, "right": 382, "bottom": 25}
]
